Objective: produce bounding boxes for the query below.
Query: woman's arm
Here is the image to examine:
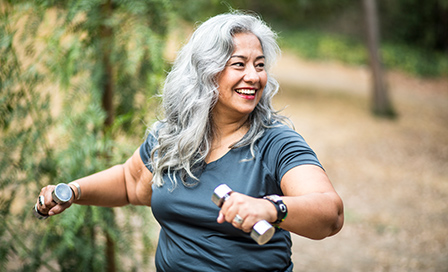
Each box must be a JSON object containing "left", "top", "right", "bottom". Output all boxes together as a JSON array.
[
  {"left": 217, "top": 164, "right": 343, "bottom": 240},
  {"left": 278, "top": 164, "right": 344, "bottom": 239},
  {"left": 37, "top": 147, "right": 153, "bottom": 217}
]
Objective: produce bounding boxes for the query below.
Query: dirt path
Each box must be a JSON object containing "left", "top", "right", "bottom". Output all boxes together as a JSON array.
[{"left": 272, "top": 52, "right": 448, "bottom": 271}]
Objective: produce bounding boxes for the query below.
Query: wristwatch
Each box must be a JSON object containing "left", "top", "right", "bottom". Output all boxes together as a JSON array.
[{"left": 264, "top": 195, "right": 288, "bottom": 224}]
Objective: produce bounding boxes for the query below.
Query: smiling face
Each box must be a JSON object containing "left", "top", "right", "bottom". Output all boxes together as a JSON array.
[{"left": 213, "top": 32, "right": 267, "bottom": 123}]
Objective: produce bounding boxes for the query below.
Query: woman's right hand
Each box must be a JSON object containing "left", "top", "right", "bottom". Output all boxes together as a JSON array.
[
  {"left": 33, "top": 146, "right": 153, "bottom": 220},
  {"left": 217, "top": 192, "right": 277, "bottom": 233},
  {"left": 35, "top": 185, "right": 74, "bottom": 218}
]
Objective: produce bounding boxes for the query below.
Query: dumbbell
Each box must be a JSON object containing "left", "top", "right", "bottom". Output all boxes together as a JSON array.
[
  {"left": 212, "top": 184, "right": 275, "bottom": 245},
  {"left": 33, "top": 183, "right": 73, "bottom": 220}
]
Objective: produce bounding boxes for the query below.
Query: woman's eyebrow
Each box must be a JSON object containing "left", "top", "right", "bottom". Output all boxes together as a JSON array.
[{"left": 230, "top": 55, "right": 265, "bottom": 60}]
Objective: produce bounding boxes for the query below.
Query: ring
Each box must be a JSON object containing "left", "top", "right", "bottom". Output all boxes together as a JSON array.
[
  {"left": 39, "top": 195, "right": 45, "bottom": 206},
  {"left": 33, "top": 204, "right": 49, "bottom": 220},
  {"left": 233, "top": 214, "right": 243, "bottom": 224}
]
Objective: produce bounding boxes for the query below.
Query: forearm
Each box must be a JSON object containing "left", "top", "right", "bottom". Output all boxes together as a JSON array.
[
  {"left": 37, "top": 148, "right": 151, "bottom": 217},
  {"left": 71, "top": 165, "right": 129, "bottom": 207},
  {"left": 278, "top": 192, "right": 344, "bottom": 240}
]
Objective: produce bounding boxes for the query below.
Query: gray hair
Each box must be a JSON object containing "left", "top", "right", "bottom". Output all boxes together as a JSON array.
[{"left": 149, "top": 12, "right": 288, "bottom": 188}]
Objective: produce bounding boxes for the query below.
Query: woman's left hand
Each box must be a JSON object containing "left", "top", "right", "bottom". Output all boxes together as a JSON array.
[{"left": 216, "top": 192, "right": 276, "bottom": 233}]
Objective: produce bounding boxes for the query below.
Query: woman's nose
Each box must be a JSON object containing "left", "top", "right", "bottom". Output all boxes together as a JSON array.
[{"left": 243, "top": 66, "right": 259, "bottom": 83}]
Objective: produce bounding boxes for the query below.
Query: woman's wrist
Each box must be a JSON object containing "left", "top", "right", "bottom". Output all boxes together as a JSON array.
[
  {"left": 264, "top": 195, "right": 288, "bottom": 224},
  {"left": 68, "top": 182, "right": 81, "bottom": 202},
  {"left": 263, "top": 198, "right": 279, "bottom": 224}
]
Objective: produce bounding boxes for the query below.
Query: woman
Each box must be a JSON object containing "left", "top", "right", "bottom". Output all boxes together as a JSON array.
[{"left": 36, "top": 12, "right": 344, "bottom": 271}]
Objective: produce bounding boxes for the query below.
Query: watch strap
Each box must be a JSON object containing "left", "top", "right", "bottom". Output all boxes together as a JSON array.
[{"left": 264, "top": 195, "right": 288, "bottom": 224}]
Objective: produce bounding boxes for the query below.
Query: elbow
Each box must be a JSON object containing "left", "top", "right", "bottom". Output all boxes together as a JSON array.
[
  {"left": 328, "top": 208, "right": 344, "bottom": 237},
  {"left": 312, "top": 197, "right": 345, "bottom": 240},
  {"left": 323, "top": 197, "right": 344, "bottom": 239},
  {"left": 309, "top": 214, "right": 344, "bottom": 240}
]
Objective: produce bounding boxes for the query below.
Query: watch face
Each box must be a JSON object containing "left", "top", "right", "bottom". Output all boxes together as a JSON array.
[{"left": 279, "top": 203, "right": 287, "bottom": 213}]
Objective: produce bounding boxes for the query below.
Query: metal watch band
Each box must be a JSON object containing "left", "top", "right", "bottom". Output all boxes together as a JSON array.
[
  {"left": 69, "top": 182, "right": 81, "bottom": 201},
  {"left": 264, "top": 195, "right": 288, "bottom": 224}
]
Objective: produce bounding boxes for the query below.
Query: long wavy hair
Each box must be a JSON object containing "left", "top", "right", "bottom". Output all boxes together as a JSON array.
[{"left": 149, "top": 12, "right": 288, "bottom": 187}]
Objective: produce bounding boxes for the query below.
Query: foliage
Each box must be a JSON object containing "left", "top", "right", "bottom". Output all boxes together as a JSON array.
[
  {"left": 379, "top": 0, "right": 448, "bottom": 53},
  {"left": 172, "top": 0, "right": 448, "bottom": 77},
  {"left": 0, "top": 0, "right": 170, "bottom": 271},
  {"left": 280, "top": 28, "right": 448, "bottom": 77},
  {"left": 171, "top": 0, "right": 355, "bottom": 26}
]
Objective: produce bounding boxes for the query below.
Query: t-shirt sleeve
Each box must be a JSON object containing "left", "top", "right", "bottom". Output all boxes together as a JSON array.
[
  {"left": 263, "top": 126, "right": 323, "bottom": 185},
  {"left": 139, "top": 132, "right": 158, "bottom": 173}
]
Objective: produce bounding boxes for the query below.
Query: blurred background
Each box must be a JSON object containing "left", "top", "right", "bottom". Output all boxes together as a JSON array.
[{"left": 1, "top": 0, "right": 447, "bottom": 271}]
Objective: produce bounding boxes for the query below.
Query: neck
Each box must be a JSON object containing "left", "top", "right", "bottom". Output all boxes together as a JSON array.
[
  {"left": 208, "top": 113, "right": 249, "bottom": 153},
  {"left": 212, "top": 114, "right": 249, "bottom": 139},
  {"left": 205, "top": 117, "right": 249, "bottom": 164}
]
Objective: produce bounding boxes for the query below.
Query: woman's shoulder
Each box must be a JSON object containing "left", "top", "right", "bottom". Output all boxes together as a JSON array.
[
  {"left": 261, "top": 123, "right": 303, "bottom": 142},
  {"left": 256, "top": 123, "right": 312, "bottom": 156},
  {"left": 140, "top": 122, "right": 164, "bottom": 154}
]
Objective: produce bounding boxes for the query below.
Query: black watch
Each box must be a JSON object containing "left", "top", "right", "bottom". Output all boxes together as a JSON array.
[{"left": 264, "top": 195, "right": 288, "bottom": 224}]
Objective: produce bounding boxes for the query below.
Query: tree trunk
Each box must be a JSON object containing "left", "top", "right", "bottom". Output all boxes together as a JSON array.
[
  {"left": 106, "top": 230, "right": 116, "bottom": 272},
  {"left": 362, "top": 0, "right": 396, "bottom": 118},
  {"left": 101, "top": 0, "right": 115, "bottom": 128},
  {"left": 100, "top": 1, "right": 116, "bottom": 272}
]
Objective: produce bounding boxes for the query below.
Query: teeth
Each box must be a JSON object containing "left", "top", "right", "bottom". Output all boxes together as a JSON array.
[{"left": 236, "top": 89, "right": 256, "bottom": 95}]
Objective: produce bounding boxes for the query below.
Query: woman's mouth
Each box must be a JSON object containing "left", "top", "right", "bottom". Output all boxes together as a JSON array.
[{"left": 235, "top": 88, "right": 256, "bottom": 95}]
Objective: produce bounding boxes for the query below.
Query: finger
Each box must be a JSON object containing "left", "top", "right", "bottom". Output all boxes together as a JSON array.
[
  {"left": 217, "top": 208, "right": 238, "bottom": 225},
  {"left": 35, "top": 194, "right": 48, "bottom": 215},
  {"left": 36, "top": 195, "right": 45, "bottom": 209},
  {"left": 233, "top": 214, "right": 243, "bottom": 224},
  {"left": 217, "top": 211, "right": 225, "bottom": 224},
  {"left": 221, "top": 194, "right": 241, "bottom": 220},
  {"left": 36, "top": 195, "right": 47, "bottom": 213},
  {"left": 224, "top": 206, "right": 239, "bottom": 225},
  {"left": 232, "top": 214, "right": 245, "bottom": 229},
  {"left": 240, "top": 219, "right": 254, "bottom": 233},
  {"left": 33, "top": 203, "right": 49, "bottom": 220},
  {"left": 38, "top": 185, "right": 57, "bottom": 214},
  {"left": 48, "top": 201, "right": 72, "bottom": 216},
  {"left": 219, "top": 200, "right": 233, "bottom": 224}
]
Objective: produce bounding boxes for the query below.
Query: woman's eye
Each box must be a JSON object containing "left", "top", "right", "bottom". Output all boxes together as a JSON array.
[
  {"left": 256, "top": 63, "right": 265, "bottom": 70},
  {"left": 231, "top": 62, "right": 244, "bottom": 67}
]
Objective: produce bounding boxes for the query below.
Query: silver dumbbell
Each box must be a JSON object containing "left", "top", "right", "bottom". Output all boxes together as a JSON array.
[
  {"left": 212, "top": 184, "right": 275, "bottom": 245},
  {"left": 33, "top": 183, "right": 73, "bottom": 220}
]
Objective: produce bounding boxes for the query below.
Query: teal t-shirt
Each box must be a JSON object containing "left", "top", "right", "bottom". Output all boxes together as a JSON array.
[{"left": 140, "top": 124, "right": 322, "bottom": 272}]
